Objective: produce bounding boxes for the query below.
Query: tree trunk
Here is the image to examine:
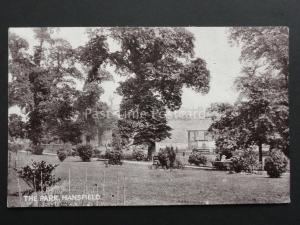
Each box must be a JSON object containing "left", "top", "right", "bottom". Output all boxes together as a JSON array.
[
  {"left": 258, "top": 142, "right": 263, "bottom": 170},
  {"left": 147, "top": 142, "right": 156, "bottom": 161},
  {"left": 97, "top": 128, "right": 104, "bottom": 147},
  {"left": 86, "top": 135, "right": 91, "bottom": 144}
]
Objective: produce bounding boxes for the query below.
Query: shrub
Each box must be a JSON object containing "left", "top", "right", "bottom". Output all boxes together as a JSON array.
[
  {"left": 188, "top": 150, "right": 208, "bottom": 166},
  {"left": 31, "top": 144, "right": 44, "bottom": 155},
  {"left": 157, "top": 146, "right": 177, "bottom": 169},
  {"left": 76, "top": 144, "right": 93, "bottom": 162},
  {"left": 17, "top": 161, "right": 61, "bottom": 192},
  {"left": 231, "top": 148, "right": 258, "bottom": 173},
  {"left": 133, "top": 150, "right": 147, "bottom": 161},
  {"left": 57, "top": 149, "right": 67, "bottom": 162},
  {"left": 212, "top": 161, "right": 232, "bottom": 171},
  {"left": 231, "top": 156, "right": 245, "bottom": 173},
  {"left": 264, "top": 149, "right": 288, "bottom": 178},
  {"left": 105, "top": 150, "right": 123, "bottom": 165},
  {"left": 217, "top": 149, "right": 233, "bottom": 159}
]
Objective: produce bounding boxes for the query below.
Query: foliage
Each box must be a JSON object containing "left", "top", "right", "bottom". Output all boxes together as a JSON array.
[
  {"left": 188, "top": 150, "right": 208, "bottom": 166},
  {"left": 208, "top": 100, "right": 276, "bottom": 164},
  {"left": 9, "top": 29, "right": 83, "bottom": 147},
  {"left": 46, "top": 86, "right": 83, "bottom": 145},
  {"left": 57, "top": 149, "right": 67, "bottom": 162},
  {"left": 111, "top": 127, "right": 128, "bottom": 151},
  {"left": 228, "top": 27, "right": 288, "bottom": 87},
  {"left": 8, "top": 114, "right": 26, "bottom": 139},
  {"left": 105, "top": 27, "right": 210, "bottom": 159},
  {"left": 231, "top": 149, "right": 258, "bottom": 173},
  {"left": 212, "top": 161, "right": 232, "bottom": 171},
  {"left": 105, "top": 150, "right": 123, "bottom": 165},
  {"left": 209, "top": 27, "right": 289, "bottom": 165},
  {"left": 227, "top": 27, "right": 288, "bottom": 156},
  {"left": 157, "top": 146, "right": 177, "bottom": 169},
  {"left": 76, "top": 34, "right": 113, "bottom": 144},
  {"left": 17, "top": 160, "right": 61, "bottom": 192},
  {"left": 132, "top": 150, "right": 147, "bottom": 161},
  {"left": 264, "top": 149, "right": 288, "bottom": 178},
  {"left": 231, "top": 156, "right": 244, "bottom": 173},
  {"left": 76, "top": 144, "right": 93, "bottom": 162},
  {"left": 31, "top": 144, "right": 44, "bottom": 155},
  {"left": 8, "top": 142, "right": 24, "bottom": 153}
]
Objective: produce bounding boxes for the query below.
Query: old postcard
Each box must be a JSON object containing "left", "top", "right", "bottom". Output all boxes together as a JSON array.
[{"left": 7, "top": 27, "right": 289, "bottom": 207}]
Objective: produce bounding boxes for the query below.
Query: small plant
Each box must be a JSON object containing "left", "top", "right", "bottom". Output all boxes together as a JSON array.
[
  {"left": 17, "top": 161, "right": 61, "bottom": 192},
  {"left": 264, "top": 149, "right": 288, "bottom": 178},
  {"left": 133, "top": 150, "right": 147, "bottom": 161},
  {"left": 231, "top": 156, "right": 244, "bottom": 173},
  {"left": 76, "top": 144, "right": 93, "bottom": 162},
  {"left": 105, "top": 150, "right": 123, "bottom": 165},
  {"left": 31, "top": 144, "right": 44, "bottom": 155},
  {"left": 57, "top": 149, "right": 67, "bottom": 162},
  {"left": 157, "top": 146, "right": 177, "bottom": 169},
  {"left": 188, "top": 150, "right": 208, "bottom": 166}
]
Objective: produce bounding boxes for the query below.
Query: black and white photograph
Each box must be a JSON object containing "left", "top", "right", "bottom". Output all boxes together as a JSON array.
[{"left": 7, "top": 26, "right": 289, "bottom": 207}]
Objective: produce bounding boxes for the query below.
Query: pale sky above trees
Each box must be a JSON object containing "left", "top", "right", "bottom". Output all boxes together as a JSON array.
[{"left": 9, "top": 27, "right": 242, "bottom": 115}]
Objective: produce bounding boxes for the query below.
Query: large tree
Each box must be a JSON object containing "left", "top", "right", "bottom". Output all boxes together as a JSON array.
[
  {"left": 108, "top": 27, "right": 210, "bottom": 158},
  {"left": 9, "top": 29, "right": 82, "bottom": 146},
  {"left": 209, "top": 27, "right": 289, "bottom": 163},
  {"left": 208, "top": 98, "right": 277, "bottom": 164},
  {"left": 76, "top": 34, "right": 115, "bottom": 144}
]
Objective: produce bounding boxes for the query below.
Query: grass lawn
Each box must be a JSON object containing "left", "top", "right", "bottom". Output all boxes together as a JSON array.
[{"left": 7, "top": 152, "right": 290, "bottom": 207}]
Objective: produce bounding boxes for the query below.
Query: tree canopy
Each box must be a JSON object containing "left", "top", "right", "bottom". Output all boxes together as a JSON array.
[
  {"left": 107, "top": 27, "right": 210, "bottom": 158},
  {"left": 209, "top": 27, "right": 289, "bottom": 162}
]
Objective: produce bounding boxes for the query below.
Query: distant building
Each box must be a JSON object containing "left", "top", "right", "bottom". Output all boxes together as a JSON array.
[
  {"left": 187, "top": 129, "right": 215, "bottom": 154},
  {"left": 157, "top": 118, "right": 215, "bottom": 154}
]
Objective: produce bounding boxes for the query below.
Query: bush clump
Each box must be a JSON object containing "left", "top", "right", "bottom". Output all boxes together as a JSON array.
[
  {"left": 17, "top": 160, "right": 61, "bottom": 192},
  {"left": 133, "top": 150, "right": 147, "bottom": 161},
  {"left": 157, "top": 146, "right": 177, "bottom": 169},
  {"left": 57, "top": 149, "right": 67, "bottom": 162},
  {"left": 264, "top": 149, "right": 288, "bottom": 178},
  {"left": 231, "top": 149, "right": 258, "bottom": 173},
  {"left": 105, "top": 150, "right": 123, "bottom": 165},
  {"left": 188, "top": 150, "right": 208, "bottom": 166},
  {"left": 76, "top": 144, "right": 93, "bottom": 162},
  {"left": 212, "top": 161, "right": 232, "bottom": 171},
  {"left": 231, "top": 156, "right": 245, "bottom": 173},
  {"left": 31, "top": 144, "right": 44, "bottom": 155}
]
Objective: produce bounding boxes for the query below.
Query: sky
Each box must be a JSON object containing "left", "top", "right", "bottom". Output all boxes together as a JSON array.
[{"left": 9, "top": 27, "right": 242, "bottom": 116}]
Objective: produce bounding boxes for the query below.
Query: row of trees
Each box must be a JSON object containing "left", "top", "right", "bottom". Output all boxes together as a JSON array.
[
  {"left": 208, "top": 27, "right": 289, "bottom": 165},
  {"left": 9, "top": 28, "right": 211, "bottom": 158},
  {"left": 8, "top": 28, "right": 115, "bottom": 147}
]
